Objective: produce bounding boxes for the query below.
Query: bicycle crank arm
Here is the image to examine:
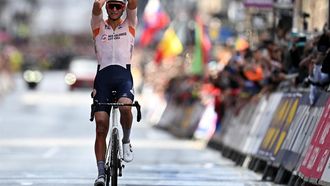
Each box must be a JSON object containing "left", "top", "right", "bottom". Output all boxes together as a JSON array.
[{"left": 119, "top": 162, "right": 124, "bottom": 177}]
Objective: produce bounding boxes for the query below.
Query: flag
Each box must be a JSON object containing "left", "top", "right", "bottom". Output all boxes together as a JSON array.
[
  {"left": 191, "top": 16, "right": 211, "bottom": 75},
  {"left": 139, "top": 0, "right": 170, "bottom": 47},
  {"left": 154, "top": 27, "right": 183, "bottom": 64},
  {"left": 191, "top": 24, "right": 203, "bottom": 74}
]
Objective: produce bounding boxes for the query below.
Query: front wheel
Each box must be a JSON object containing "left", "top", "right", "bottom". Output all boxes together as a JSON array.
[
  {"left": 105, "top": 163, "right": 110, "bottom": 186},
  {"left": 111, "top": 128, "right": 119, "bottom": 186}
]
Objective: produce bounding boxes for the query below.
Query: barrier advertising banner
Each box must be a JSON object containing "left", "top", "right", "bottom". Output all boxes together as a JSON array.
[
  {"left": 276, "top": 92, "right": 326, "bottom": 171},
  {"left": 242, "top": 96, "right": 270, "bottom": 153},
  {"left": 244, "top": 92, "right": 283, "bottom": 155},
  {"left": 222, "top": 101, "right": 258, "bottom": 152},
  {"left": 321, "top": 157, "right": 330, "bottom": 184},
  {"left": 299, "top": 94, "right": 330, "bottom": 181},
  {"left": 257, "top": 93, "right": 301, "bottom": 160}
]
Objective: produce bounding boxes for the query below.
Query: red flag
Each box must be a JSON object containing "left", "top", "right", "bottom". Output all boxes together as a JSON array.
[{"left": 139, "top": 0, "right": 170, "bottom": 47}]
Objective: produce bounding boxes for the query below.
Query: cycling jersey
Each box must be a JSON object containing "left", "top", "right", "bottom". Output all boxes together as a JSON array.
[{"left": 91, "top": 8, "right": 137, "bottom": 70}]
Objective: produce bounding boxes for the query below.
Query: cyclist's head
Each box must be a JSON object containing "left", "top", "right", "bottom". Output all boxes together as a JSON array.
[{"left": 106, "top": 0, "right": 127, "bottom": 21}]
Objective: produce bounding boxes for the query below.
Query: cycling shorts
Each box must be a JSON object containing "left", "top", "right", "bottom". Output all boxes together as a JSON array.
[{"left": 93, "top": 65, "right": 134, "bottom": 114}]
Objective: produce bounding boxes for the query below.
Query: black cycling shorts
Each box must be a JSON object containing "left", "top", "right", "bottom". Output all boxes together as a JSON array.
[{"left": 93, "top": 65, "right": 134, "bottom": 114}]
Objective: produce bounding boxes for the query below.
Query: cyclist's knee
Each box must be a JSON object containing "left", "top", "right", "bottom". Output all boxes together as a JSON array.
[
  {"left": 95, "top": 118, "right": 108, "bottom": 137},
  {"left": 95, "top": 112, "right": 108, "bottom": 125},
  {"left": 96, "top": 124, "right": 108, "bottom": 137},
  {"left": 119, "top": 106, "right": 131, "bottom": 114},
  {"left": 95, "top": 116, "right": 107, "bottom": 124}
]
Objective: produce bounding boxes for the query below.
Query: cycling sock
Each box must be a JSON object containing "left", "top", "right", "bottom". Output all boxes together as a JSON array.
[
  {"left": 122, "top": 128, "right": 131, "bottom": 143},
  {"left": 97, "top": 160, "right": 105, "bottom": 176}
]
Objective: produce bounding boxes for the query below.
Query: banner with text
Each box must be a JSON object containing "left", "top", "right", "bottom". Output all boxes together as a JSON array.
[
  {"left": 299, "top": 93, "right": 330, "bottom": 180},
  {"left": 257, "top": 93, "right": 301, "bottom": 160}
]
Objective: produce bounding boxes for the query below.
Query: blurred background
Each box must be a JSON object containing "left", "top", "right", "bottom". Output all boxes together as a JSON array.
[
  {"left": 0, "top": 0, "right": 329, "bottom": 99},
  {"left": 1, "top": 0, "right": 330, "bottom": 185},
  {"left": 1, "top": 0, "right": 330, "bottom": 134}
]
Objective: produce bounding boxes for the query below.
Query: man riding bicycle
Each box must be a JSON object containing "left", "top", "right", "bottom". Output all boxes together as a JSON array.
[{"left": 91, "top": 0, "right": 138, "bottom": 185}]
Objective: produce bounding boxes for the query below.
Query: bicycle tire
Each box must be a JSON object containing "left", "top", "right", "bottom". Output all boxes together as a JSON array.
[
  {"left": 105, "top": 163, "right": 110, "bottom": 186},
  {"left": 111, "top": 128, "right": 119, "bottom": 186},
  {"left": 105, "top": 137, "right": 111, "bottom": 186}
]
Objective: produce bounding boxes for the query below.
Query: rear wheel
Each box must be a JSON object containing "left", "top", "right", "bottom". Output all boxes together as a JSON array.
[{"left": 111, "top": 128, "right": 119, "bottom": 186}]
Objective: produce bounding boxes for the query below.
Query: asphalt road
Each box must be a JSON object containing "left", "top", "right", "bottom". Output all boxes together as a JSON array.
[{"left": 0, "top": 71, "right": 279, "bottom": 186}]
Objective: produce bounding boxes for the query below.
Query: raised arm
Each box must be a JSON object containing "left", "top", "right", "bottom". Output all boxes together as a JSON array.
[
  {"left": 91, "top": 0, "right": 106, "bottom": 37},
  {"left": 127, "top": 0, "right": 138, "bottom": 27},
  {"left": 127, "top": 0, "right": 137, "bottom": 10},
  {"left": 92, "top": 0, "right": 106, "bottom": 16}
]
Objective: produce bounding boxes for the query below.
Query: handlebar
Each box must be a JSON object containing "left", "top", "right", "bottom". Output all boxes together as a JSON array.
[{"left": 90, "top": 101, "right": 142, "bottom": 122}]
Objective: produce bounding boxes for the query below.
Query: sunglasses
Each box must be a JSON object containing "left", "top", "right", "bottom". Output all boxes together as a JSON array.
[{"left": 107, "top": 3, "right": 124, "bottom": 10}]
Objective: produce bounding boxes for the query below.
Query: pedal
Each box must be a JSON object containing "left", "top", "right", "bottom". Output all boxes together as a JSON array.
[
  {"left": 119, "top": 166, "right": 123, "bottom": 177},
  {"left": 118, "top": 160, "right": 122, "bottom": 177},
  {"left": 105, "top": 162, "right": 110, "bottom": 170}
]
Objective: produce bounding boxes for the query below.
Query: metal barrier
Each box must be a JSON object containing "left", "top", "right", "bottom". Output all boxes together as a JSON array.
[{"left": 155, "top": 89, "right": 330, "bottom": 185}]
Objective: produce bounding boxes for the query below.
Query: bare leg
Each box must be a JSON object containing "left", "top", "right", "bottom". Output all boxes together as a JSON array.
[
  {"left": 95, "top": 111, "right": 109, "bottom": 176},
  {"left": 118, "top": 97, "right": 133, "bottom": 143}
]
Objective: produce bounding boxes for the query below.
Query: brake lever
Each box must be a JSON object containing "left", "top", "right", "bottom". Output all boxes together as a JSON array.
[{"left": 134, "top": 101, "right": 142, "bottom": 122}]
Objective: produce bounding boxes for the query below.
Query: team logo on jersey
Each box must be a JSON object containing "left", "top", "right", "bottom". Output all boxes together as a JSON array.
[
  {"left": 100, "top": 32, "right": 127, "bottom": 41},
  {"left": 114, "top": 32, "right": 127, "bottom": 40},
  {"left": 101, "top": 34, "right": 107, "bottom": 42}
]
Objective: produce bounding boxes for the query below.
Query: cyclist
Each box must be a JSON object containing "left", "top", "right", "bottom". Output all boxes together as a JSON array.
[{"left": 91, "top": 0, "right": 138, "bottom": 185}]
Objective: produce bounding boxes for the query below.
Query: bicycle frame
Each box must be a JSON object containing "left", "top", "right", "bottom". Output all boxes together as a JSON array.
[{"left": 90, "top": 99, "right": 141, "bottom": 185}]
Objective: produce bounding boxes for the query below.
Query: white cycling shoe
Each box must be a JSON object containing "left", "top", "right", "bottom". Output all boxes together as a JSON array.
[
  {"left": 123, "top": 142, "right": 133, "bottom": 163},
  {"left": 94, "top": 175, "right": 105, "bottom": 186}
]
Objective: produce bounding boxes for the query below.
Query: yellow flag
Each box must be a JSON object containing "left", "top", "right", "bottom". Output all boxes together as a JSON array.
[{"left": 158, "top": 27, "right": 183, "bottom": 57}]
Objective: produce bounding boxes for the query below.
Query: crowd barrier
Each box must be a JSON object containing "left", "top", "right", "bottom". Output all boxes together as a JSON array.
[
  {"left": 157, "top": 100, "right": 205, "bottom": 138},
  {"left": 299, "top": 93, "right": 330, "bottom": 185},
  {"left": 156, "top": 89, "right": 330, "bottom": 186}
]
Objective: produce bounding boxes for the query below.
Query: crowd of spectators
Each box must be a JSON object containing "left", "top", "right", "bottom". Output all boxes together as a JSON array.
[
  {"left": 158, "top": 23, "right": 330, "bottom": 134},
  {"left": 213, "top": 25, "right": 330, "bottom": 128}
]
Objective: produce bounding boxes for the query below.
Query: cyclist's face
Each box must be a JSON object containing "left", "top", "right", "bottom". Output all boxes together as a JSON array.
[{"left": 106, "top": 2, "right": 125, "bottom": 20}]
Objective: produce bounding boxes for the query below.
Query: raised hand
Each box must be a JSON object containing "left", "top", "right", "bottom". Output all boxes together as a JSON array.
[{"left": 93, "top": 0, "right": 106, "bottom": 15}]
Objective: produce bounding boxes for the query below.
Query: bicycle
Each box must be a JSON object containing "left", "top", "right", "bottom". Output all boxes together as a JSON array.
[{"left": 90, "top": 91, "right": 142, "bottom": 186}]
